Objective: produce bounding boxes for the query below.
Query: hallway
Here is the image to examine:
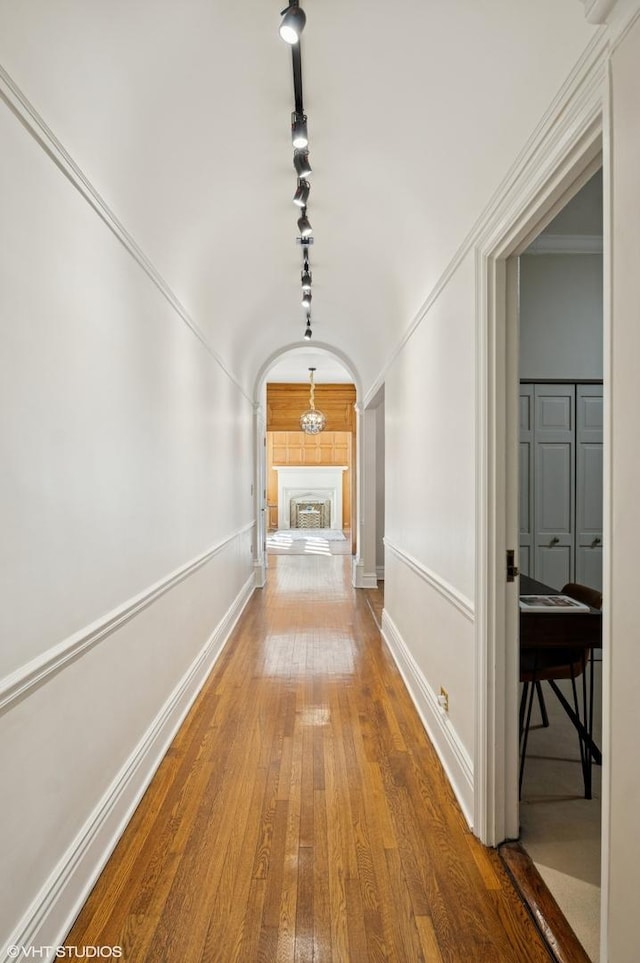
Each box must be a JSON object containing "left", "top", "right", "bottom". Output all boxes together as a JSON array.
[{"left": 65, "top": 555, "right": 550, "bottom": 962}]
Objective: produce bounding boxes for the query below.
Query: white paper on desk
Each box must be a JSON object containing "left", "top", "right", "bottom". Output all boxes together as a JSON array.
[{"left": 519, "top": 594, "right": 590, "bottom": 612}]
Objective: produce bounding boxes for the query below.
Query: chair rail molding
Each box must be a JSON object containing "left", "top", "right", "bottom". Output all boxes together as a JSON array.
[
  {"left": 384, "top": 539, "right": 474, "bottom": 622},
  {"left": 2, "top": 571, "right": 255, "bottom": 961},
  {"left": 0, "top": 522, "right": 255, "bottom": 715}
]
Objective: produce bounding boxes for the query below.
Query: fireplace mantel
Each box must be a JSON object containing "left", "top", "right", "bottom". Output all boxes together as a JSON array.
[{"left": 273, "top": 466, "right": 348, "bottom": 530}]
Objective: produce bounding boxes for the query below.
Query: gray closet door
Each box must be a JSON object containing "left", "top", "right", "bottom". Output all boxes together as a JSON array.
[
  {"left": 534, "top": 384, "right": 575, "bottom": 589},
  {"left": 576, "top": 384, "right": 603, "bottom": 591},
  {"left": 519, "top": 386, "right": 534, "bottom": 576}
]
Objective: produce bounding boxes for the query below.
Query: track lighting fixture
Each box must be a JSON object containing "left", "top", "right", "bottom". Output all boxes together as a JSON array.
[
  {"left": 293, "top": 178, "right": 310, "bottom": 207},
  {"left": 297, "top": 210, "right": 312, "bottom": 237},
  {"left": 279, "top": 3, "right": 306, "bottom": 44},
  {"left": 280, "top": 2, "right": 316, "bottom": 333},
  {"left": 291, "top": 112, "right": 308, "bottom": 149},
  {"left": 293, "top": 149, "right": 312, "bottom": 178}
]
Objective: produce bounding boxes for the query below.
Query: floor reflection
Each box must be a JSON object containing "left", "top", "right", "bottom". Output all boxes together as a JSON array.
[{"left": 261, "top": 630, "right": 356, "bottom": 677}]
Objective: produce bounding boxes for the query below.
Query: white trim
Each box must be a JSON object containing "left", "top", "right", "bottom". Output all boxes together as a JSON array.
[
  {"left": 352, "top": 562, "right": 378, "bottom": 590},
  {"left": 582, "top": 0, "right": 617, "bottom": 23},
  {"left": 0, "top": 523, "right": 255, "bottom": 714},
  {"left": 384, "top": 539, "right": 474, "bottom": 622},
  {"left": 598, "top": 55, "right": 613, "bottom": 963},
  {"left": 1, "top": 573, "right": 254, "bottom": 962},
  {"left": 376, "top": 565, "right": 385, "bottom": 581},
  {"left": 381, "top": 610, "right": 474, "bottom": 828},
  {"left": 472, "top": 30, "right": 607, "bottom": 847},
  {"left": 0, "top": 65, "right": 252, "bottom": 406},
  {"left": 365, "top": 29, "right": 609, "bottom": 409},
  {"left": 254, "top": 559, "right": 267, "bottom": 589},
  {"left": 525, "top": 233, "right": 603, "bottom": 254}
]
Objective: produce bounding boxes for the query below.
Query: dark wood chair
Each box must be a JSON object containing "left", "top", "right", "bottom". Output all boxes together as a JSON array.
[{"left": 519, "top": 582, "right": 602, "bottom": 798}]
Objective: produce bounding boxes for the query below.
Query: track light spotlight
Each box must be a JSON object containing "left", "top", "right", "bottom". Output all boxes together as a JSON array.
[
  {"left": 279, "top": 3, "right": 306, "bottom": 44},
  {"left": 301, "top": 269, "right": 312, "bottom": 292},
  {"left": 291, "top": 112, "right": 308, "bottom": 149},
  {"left": 293, "top": 149, "right": 312, "bottom": 178},
  {"left": 302, "top": 290, "right": 312, "bottom": 309},
  {"left": 293, "top": 178, "right": 310, "bottom": 207},
  {"left": 297, "top": 210, "right": 312, "bottom": 237},
  {"left": 304, "top": 318, "right": 312, "bottom": 340}
]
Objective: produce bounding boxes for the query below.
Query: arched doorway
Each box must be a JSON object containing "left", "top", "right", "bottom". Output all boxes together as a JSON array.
[{"left": 253, "top": 344, "right": 366, "bottom": 587}]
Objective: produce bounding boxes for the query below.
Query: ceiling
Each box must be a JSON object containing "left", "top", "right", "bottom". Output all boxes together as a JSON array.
[
  {"left": 266, "top": 349, "right": 353, "bottom": 384},
  {"left": 0, "top": 1, "right": 596, "bottom": 389}
]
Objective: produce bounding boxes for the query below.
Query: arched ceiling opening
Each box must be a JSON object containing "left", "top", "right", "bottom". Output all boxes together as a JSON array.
[{"left": 255, "top": 343, "right": 359, "bottom": 408}]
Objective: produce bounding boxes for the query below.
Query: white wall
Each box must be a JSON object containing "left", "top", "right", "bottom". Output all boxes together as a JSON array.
[
  {"left": 606, "top": 12, "right": 640, "bottom": 960},
  {"left": 382, "top": 252, "right": 476, "bottom": 818},
  {"left": 0, "top": 95, "right": 255, "bottom": 949},
  {"left": 519, "top": 253, "right": 603, "bottom": 380}
]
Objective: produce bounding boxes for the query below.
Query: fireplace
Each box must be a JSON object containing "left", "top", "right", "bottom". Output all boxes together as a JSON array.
[
  {"left": 290, "top": 496, "right": 331, "bottom": 528},
  {"left": 273, "top": 466, "right": 348, "bottom": 530}
]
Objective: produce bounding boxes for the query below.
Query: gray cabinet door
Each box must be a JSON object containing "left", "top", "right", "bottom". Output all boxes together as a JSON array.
[
  {"left": 576, "top": 384, "right": 603, "bottom": 591},
  {"left": 533, "top": 385, "right": 575, "bottom": 589},
  {"left": 519, "top": 386, "right": 534, "bottom": 577}
]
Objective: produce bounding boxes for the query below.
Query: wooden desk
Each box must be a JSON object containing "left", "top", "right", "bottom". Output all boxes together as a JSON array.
[
  {"left": 520, "top": 574, "right": 602, "bottom": 648},
  {"left": 519, "top": 574, "right": 602, "bottom": 798}
]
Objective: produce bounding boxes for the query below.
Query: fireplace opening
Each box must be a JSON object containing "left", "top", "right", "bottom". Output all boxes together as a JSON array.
[{"left": 290, "top": 495, "right": 331, "bottom": 529}]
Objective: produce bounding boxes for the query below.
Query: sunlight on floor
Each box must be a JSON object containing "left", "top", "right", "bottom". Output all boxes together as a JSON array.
[
  {"left": 266, "top": 533, "right": 333, "bottom": 555},
  {"left": 302, "top": 537, "right": 332, "bottom": 556},
  {"left": 267, "top": 532, "right": 294, "bottom": 548}
]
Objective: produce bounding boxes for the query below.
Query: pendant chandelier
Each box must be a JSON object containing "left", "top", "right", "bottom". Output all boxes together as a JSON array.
[{"left": 299, "top": 367, "right": 326, "bottom": 434}]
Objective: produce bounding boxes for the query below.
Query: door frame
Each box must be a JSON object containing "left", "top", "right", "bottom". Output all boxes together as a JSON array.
[{"left": 474, "top": 114, "right": 604, "bottom": 848}]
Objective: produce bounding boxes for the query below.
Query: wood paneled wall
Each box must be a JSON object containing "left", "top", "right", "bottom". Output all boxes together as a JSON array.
[
  {"left": 267, "top": 432, "right": 352, "bottom": 530},
  {"left": 266, "top": 383, "right": 357, "bottom": 534},
  {"left": 267, "top": 383, "right": 356, "bottom": 432}
]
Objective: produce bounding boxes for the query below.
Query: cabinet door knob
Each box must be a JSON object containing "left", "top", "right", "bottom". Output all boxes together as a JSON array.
[
  {"left": 550, "top": 536, "right": 560, "bottom": 546},
  {"left": 591, "top": 536, "right": 601, "bottom": 548}
]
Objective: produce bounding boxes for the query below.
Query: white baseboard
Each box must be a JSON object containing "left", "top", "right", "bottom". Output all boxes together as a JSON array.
[
  {"left": 351, "top": 560, "right": 379, "bottom": 589},
  {"left": 254, "top": 558, "right": 267, "bottom": 588},
  {"left": 381, "top": 610, "right": 474, "bottom": 829},
  {"left": 2, "top": 574, "right": 254, "bottom": 963},
  {"left": 376, "top": 566, "right": 385, "bottom": 581}
]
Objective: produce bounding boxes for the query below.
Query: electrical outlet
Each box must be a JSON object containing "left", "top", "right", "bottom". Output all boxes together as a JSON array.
[{"left": 438, "top": 687, "right": 449, "bottom": 712}]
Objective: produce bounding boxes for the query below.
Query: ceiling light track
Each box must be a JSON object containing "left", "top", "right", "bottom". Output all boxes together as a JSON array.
[
  {"left": 291, "top": 44, "right": 304, "bottom": 115},
  {"left": 279, "top": 2, "right": 316, "bottom": 344}
]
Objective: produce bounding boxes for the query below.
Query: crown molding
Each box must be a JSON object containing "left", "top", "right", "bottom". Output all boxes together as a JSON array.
[
  {"left": 581, "top": 0, "right": 617, "bottom": 23},
  {"left": 0, "top": 64, "right": 253, "bottom": 406},
  {"left": 581, "top": 0, "right": 640, "bottom": 43},
  {"left": 525, "top": 233, "right": 603, "bottom": 254},
  {"left": 372, "top": 27, "right": 608, "bottom": 397}
]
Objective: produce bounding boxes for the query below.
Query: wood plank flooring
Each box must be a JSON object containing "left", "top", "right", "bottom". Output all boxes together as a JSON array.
[{"left": 65, "top": 555, "right": 552, "bottom": 962}]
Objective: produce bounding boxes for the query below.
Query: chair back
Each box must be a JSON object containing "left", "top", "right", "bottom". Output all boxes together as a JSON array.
[{"left": 561, "top": 582, "right": 602, "bottom": 611}]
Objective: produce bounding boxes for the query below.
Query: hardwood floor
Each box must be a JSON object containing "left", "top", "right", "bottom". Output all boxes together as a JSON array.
[{"left": 65, "top": 555, "right": 552, "bottom": 962}]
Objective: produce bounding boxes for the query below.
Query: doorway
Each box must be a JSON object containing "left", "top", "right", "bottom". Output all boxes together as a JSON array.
[
  {"left": 473, "top": 104, "right": 607, "bottom": 954},
  {"left": 515, "top": 170, "right": 604, "bottom": 960},
  {"left": 252, "top": 346, "right": 361, "bottom": 581}
]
